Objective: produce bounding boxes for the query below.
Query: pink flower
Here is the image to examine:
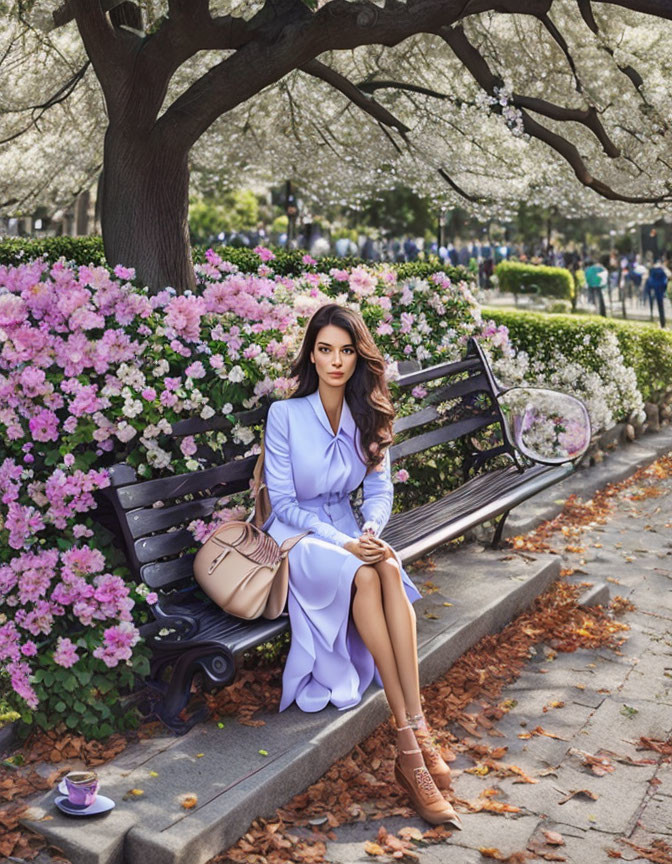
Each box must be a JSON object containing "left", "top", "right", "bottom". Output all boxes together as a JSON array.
[
  {"left": 412, "top": 386, "right": 427, "bottom": 399},
  {"left": 395, "top": 469, "right": 410, "bottom": 483},
  {"left": 254, "top": 246, "right": 276, "bottom": 262},
  {"left": 165, "top": 295, "right": 206, "bottom": 342},
  {"left": 302, "top": 254, "right": 317, "bottom": 266},
  {"left": 329, "top": 268, "right": 350, "bottom": 282},
  {"left": 53, "top": 636, "right": 79, "bottom": 668},
  {"left": 113, "top": 264, "right": 136, "bottom": 281},
  {"left": 146, "top": 592, "right": 158, "bottom": 605},
  {"left": 141, "top": 387, "right": 157, "bottom": 400},
  {"left": 180, "top": 436, "right": 197, "bottom": 457},
  {"left": 349, "top": 267, "right": 378, "bottom": 297},
  {"left": 63, "top": 454, "right": 75, "bottom": 467},
  {"left": 184, "top": 361, "right": 206, "bottom": 379},
  {"left": 0, "top": 294, "right": 28, "bottom": 328},
  {"left": 29, "top": 408, "right": 60, "bottom": 442},
  {"left": 21, "top": 640, "right": 37, "bottom": 657},
  {"left": 93, "top": 622, "right": 139, "bottom": 668},
  {"left": 376, "top": 322, "right": 394, "bottom": 336}
]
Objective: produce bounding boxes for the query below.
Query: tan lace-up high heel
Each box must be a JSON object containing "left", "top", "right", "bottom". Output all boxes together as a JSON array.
[
  {"left": 408, "top": 713, "right": 454, "bottom": 792},
  {"left": 394, "top": 725, "right": 462, "bottom": 827}
]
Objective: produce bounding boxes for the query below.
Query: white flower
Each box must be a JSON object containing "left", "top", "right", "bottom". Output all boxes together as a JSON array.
[
  {"left": 153, "top": 359, "right": 170, "bottom": 376},
  {"left": 221, "top": 402, "right": 233, "bottom": 415},
  {"left": 229, "top": 365, "right": 245, "bottom": 383},
  {"left": 115, "top": 421, "right": 137, "bottom": 443},
  {"left": 122, "top": 398, "right": 144, "bottom": 418},
  {"left": 146, "top": 446, "right": 171, "bottom": 469},
  {"left": 200, "top": 405, "right": 216, "bottom": 420},
  {"left": 233, "top": 424, "right": 255, "bottom": 445}
]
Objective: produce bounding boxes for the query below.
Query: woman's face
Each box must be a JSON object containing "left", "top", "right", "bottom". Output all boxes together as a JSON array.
[{"left": 310, "top": 324, "right": 358, "bottom": 390}]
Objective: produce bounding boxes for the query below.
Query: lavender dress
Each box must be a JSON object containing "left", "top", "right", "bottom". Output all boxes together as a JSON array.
[{"left": 262, "top": 389, "right": 421, "bottom": 713}]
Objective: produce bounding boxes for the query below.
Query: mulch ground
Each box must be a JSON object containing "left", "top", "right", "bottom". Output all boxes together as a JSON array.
[{"left": 2, "top": 454, "right": 672, "bottom": 864}]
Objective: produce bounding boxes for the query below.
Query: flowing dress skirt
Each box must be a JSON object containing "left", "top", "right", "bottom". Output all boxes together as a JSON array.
[{"left": 264, "top": 499, "right": 421, "bottom": 712}]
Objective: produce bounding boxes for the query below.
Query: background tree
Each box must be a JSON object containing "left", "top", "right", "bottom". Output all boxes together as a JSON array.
[{"left": 1, "top": 0, "right": 671, "bottom": 291}]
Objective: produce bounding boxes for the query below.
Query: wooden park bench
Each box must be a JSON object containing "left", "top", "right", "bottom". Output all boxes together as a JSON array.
[{"left": 95, "top": 338, "right": 589, "bottom": 731}]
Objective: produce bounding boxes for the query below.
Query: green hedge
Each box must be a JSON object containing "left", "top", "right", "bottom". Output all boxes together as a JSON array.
[
  {"left": 487, "top": 308, "right": 672, "bottom": 403},
  {"left": 0, "top": 236, "right": 107, "bottom": 267},
  {"left": 495, "top": 260, "right": 574, "bottom": 300},
  {"left": 0, "top": 237, "right": 469, "bottom": 284}
]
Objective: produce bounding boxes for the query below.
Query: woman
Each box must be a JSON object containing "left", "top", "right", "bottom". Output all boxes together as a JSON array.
[{"left": 262, "top": 303, "right": 459, "bottom": 826}]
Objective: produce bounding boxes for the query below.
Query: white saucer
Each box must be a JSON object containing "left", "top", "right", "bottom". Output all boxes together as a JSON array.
[
  {"left": 55, "top": 794, "right": 115, "bottom": 816},
  {"left": 57, "top": 780, "right": 68, "bottom": 795}
]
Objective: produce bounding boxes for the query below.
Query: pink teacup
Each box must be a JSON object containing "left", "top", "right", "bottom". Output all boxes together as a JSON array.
[{"left": 64, "top": 771, "right": 99, "bottom": 807}]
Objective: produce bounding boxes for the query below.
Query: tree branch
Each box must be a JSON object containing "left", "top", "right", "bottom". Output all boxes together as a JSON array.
[
  {"left": 441, "top": 24, "right": 669, "bottom": 204},
  {"left": 68, "top": 0, "right": 125, "bottom": 96},
  {"left": 301, "top": 59, "right": 410, "bottom": 133},
  {"left": 512, "top": 95, "right": 619, "bottom": 157},
  {"left": 577, "top": 0, "right": 599, "bottom": 32},
  {"left": 539, "top": 12, "right": 583, "bottom": 93},
  {"left": 52, "top": 0, "right": 126, "bottom": 30},
  {"left": 437, "top": 167, "right": 482, "bottom": 202}
]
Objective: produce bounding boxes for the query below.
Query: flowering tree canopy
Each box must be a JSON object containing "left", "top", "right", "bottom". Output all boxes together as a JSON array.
[{"left": 1, "top": 0, "right": 672, "bottom": 290}]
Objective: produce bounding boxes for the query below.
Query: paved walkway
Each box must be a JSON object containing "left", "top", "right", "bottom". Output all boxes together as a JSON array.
[
  {"left": 484, "top": 290, "right": 671, "bottom": 325},
  {"left": 321, "top": 457, "right": 672, "bottom": 863}
]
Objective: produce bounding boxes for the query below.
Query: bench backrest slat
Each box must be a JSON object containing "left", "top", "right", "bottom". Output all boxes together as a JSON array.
[
  {"left": 135, "top": 527, "right": 196, "bottom": 564},
  {"left": 390, "top": 412, "right": 500, "bottom": 462},
  {"left": 392, "top": 372, "right": 490, "bottom": 434},
  {"left": 143, "top": 555, "right": 196, "bottom": 589},
  {"left": 169, "top": 404, "right": 269, "bottom": 437},
  {"left": 116, "top": 456, "right": 257, "bottom": 511},
  {"left": 395, "top": 356, "right": 482, "bottom": 387},
  {"left": 126, "top": 495, "right": 221, "bottom": 540}
]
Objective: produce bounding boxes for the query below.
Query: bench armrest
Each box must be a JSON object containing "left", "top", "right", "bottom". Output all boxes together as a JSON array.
[{"left": 496, "top": 385, "right": 591, "bottom": 466}]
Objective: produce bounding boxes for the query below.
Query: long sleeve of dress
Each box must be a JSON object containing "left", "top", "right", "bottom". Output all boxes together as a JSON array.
[
  {"left": 360, "top": 450, "right": 394, "bottom": 538},
  {"left": 264, "top": 401, "right": 353, "bottom": 547}
]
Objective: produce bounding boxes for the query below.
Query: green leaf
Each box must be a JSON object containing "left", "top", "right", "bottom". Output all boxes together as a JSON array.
[
  {"left": 65, "top": 715, "right": 79, "bottom": 729},
  {"left": 74, "top": 701, "right": 86, "bottom": 714},
  {"left": 75, "top": 669, "right": 93, "bottom": 687},
  {"left": 54, "top": 701, "right": 67, "bottom": 713},
  {"left": 62, "top": 674, "right": 78, "bottom": 692}
]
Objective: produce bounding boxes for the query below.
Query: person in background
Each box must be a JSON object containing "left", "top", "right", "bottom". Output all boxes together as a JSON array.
[
  {"left": 645, "top": 259, "right": 670, "bottom": 328},
  {"left": 584, "top": 258, "right": 608, "bottom": 317}
]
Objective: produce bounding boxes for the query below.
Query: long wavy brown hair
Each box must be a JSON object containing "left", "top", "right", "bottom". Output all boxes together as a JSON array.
[{"left": 289, "top": 304, "right": 395, "bottom": 469}]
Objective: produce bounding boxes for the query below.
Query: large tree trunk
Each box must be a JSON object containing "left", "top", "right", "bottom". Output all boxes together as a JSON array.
[{"left": 101, "top": 128, "right": 194, "bottom": 294}]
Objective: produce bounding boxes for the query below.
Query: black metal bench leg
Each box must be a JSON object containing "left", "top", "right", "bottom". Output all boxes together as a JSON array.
[
  {"left": 491, "top": 510, "right": 511, "bottom": 548},
  {"left": 153, "top": 651, "right": 209, "bottom": 734}
]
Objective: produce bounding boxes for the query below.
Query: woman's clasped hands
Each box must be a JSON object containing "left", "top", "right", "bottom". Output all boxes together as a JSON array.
[{"left": 345, "top": 531, "right": 390, "bottom": 563}]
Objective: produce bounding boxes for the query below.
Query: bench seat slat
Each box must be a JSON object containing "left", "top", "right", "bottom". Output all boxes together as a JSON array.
[
  {"left": 116, "top": 456, "right": 257, "bottom": 511},
  {"left": 390, "top": 412, "right": 500, "bottom": 462},
  {"left": 153, "top": 593, "right": 288, "bottom": 655},
  {"left": 382, "top": 461, "right": 573, "bottom": 560}
]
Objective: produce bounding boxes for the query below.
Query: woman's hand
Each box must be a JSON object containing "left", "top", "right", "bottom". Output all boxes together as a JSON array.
[{"left": 344, "top": 534, "right": 387, "bottom": 563}]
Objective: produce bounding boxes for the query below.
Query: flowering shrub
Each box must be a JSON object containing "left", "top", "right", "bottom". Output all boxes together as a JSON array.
[
  {"left": 0, "top": 249, "right": 656, "bottom": 736},
  {"left": 486, "top": 310, "right": 656, "bottom": 426}
]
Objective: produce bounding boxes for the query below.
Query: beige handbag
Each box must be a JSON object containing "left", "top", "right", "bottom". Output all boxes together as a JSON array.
[{"left": 193, "top": 439, "right": 309, "bottom": 620}]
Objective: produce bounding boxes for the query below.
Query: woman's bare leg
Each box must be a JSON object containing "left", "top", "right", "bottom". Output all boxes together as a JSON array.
[
  {"left": 374, "top": 556, "right": 422, "bottom": 719},
  {"left": 351, "top": 564, "right": 409, "bottom": 727}
]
